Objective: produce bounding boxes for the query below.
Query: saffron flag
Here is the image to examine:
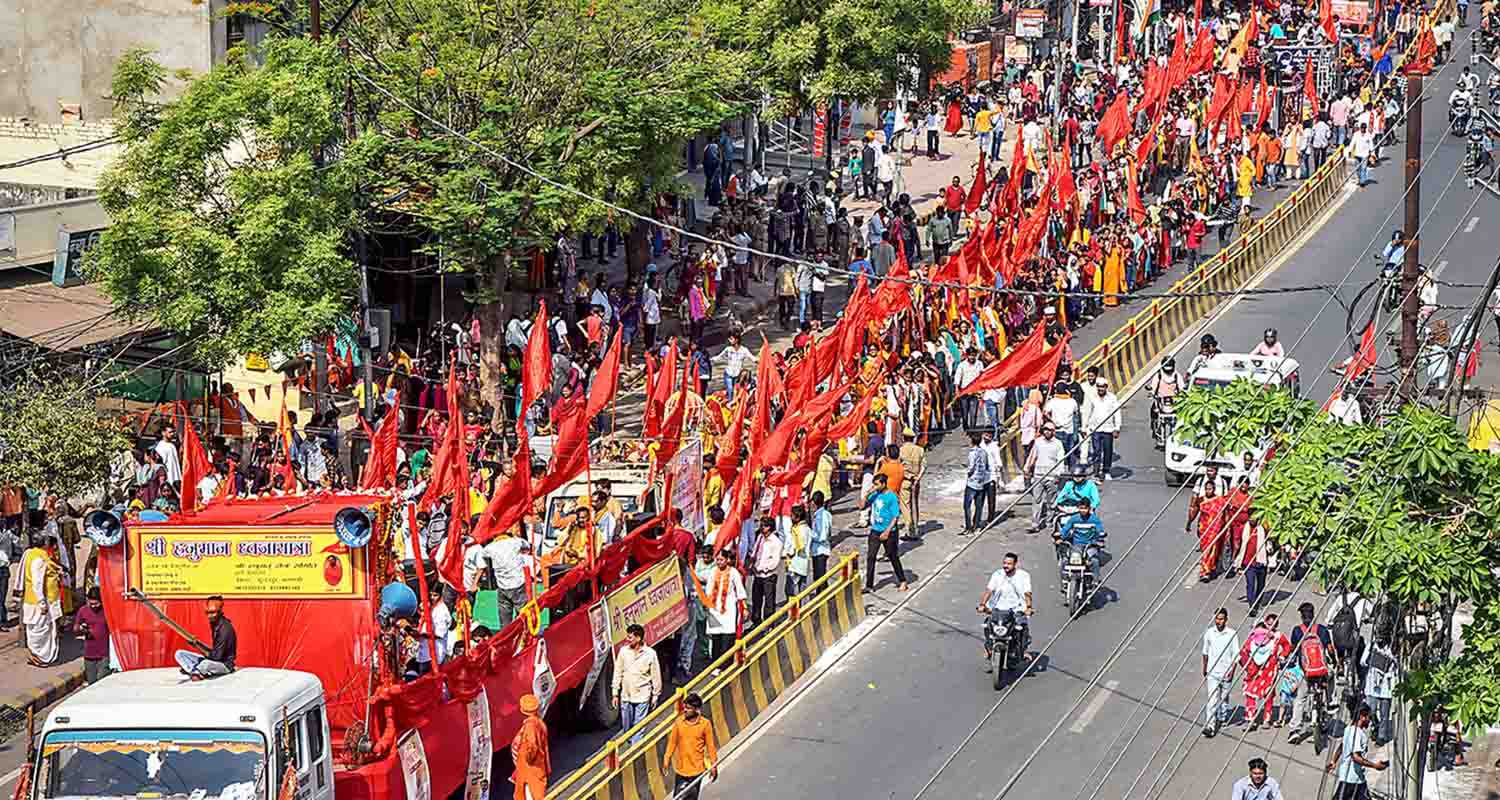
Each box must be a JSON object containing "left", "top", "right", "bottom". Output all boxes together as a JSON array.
[
  {"left": 1319, "top": 0, "right": 1337, "bottom": 43},
  {"left": 1187, "top": 26, "right": 1217, "bottom": 75},
  {"left": 1255, "top": 69, "right": 1273, "bottom": 131},
  {"left": 964, "top": 151, "right": 989, "bottom": 214},
  {"left": 471, "top": 423, "right": 533, "bottom": 544},
  {"left": 1000, "top": 132, "right": 1027, "bottom": 215},
  {"left": 957, "top": 326, "right": 1066, "bottom": 396},
  {"left": 522, "top": 300, "right": 551, "bottom": 416},
  {"left": 586, "top": 331, "right": 622, "bottom": 420},
  {"left": 178, "top": 416, "right": 212, "bottom": 512},
  {"left": 1405, "top": 26, "right": 1437, "bottom": 75},
  {"left": 749, "top": 340, "right": 776, "bottom": 452},
  {"left": 1303, "top": 57, "right": 1320, "bottom": 118},
  {"left": 359, "top": 401, "right": 400, "bottom": 489},
  {"left": 826, "top": 371, "right": 887, "bottom": 441},
  {"left": 1098, "top": 93, "right": 1132, "bottom": 155},
  {"left": 1127, "top": 163, "right": 1148, "bottom": 225}
]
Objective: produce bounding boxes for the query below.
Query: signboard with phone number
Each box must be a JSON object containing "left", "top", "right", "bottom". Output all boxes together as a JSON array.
[{"left": 126, "top": 527, "right": 368, "bottom": 599}]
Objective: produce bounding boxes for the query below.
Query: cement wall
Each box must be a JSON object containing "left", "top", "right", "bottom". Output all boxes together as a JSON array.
[{"left": 0, "top": 0, "right": 216, "bottom": 123}]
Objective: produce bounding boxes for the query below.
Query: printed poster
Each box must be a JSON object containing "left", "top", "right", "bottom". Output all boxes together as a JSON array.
[
  {"left": 396, "top": 729, "right": 430, "bottom": 800},
  {"left": 464, "top": 687, "right": 491, "bottom": 800},
  {"left": 604, "top": 556, "right": 689, "bottom": 654},
  {"left": 127, "top": 526, "right": 367, "bottom": 598},
  {"left": 667, "top": 440, "right": 705, "bottom": 536},
  {"left": 578, "top": 601, "right": 613, "bottom": 710}
]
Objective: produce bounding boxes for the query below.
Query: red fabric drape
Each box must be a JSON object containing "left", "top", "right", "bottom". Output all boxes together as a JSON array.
[
  {"left": 586, "top": 332, "right": 622, "bottom": 420},
  {"left": 179, "top": 416, "right": 212, "bottom": 511},
  {"left": 522, "top": 301, "right": 551, "bottom": 415},
  {"left": 1302, "top": 57, "right": 1321, "bottom": 118},
  {"left": 359, "top": 402, "right": 401, "bottom": 489},
  {"left": 1098, "top": 93, "right": 1132, "bottom": 155},
  {"left": 964, "top": 151, "right": 989, "bottom": 214}
]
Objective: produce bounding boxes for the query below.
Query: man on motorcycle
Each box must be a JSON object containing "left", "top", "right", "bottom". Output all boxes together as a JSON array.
[
  {"left": 1054, "top": 470, "right": 1103, "bottom": 516},
  {"left": 976, "top": 552, "right": 1033, "bottom": 672},
  {"left": 1054, "top": 499, "right": 1107, "bottom": 592},
  {"left": 1251, "top": 328, "right": 1284, "bottom": 358},
  {"left": 1449, "top": 84, "right": 1474, "bottom": 134},
  {"left": 1147, "top": 357, "right": 1182, "bottom": 441},
  {"left": 1187, "top": 335, "right": 1219, "bottom": 376},
  {"left": 1380, "top": 230, "right": 1406, "bottom": 268}
]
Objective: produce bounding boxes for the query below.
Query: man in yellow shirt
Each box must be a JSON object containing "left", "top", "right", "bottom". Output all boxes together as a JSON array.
[
  {"left": 975, "top": 104, "right": 996, "bottom": 158},
  {"left": 663, "top": 693, "right": 718, "bottom": 799}
]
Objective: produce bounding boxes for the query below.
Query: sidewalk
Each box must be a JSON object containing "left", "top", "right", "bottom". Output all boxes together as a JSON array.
[{"left": 0, "top": 544, "right": 91, "bottom": 738}]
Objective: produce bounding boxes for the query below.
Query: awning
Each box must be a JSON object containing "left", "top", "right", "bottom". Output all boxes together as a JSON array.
[{"left": 0, "top": 276, "right": 150, "bottom": 350}]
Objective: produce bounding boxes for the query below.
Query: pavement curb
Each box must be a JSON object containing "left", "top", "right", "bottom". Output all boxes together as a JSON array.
[{"left": 0, "top": 665, "right": 86, "bottom": 717}]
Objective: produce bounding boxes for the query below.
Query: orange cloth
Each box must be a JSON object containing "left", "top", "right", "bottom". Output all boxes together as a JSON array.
[
  {"left": 664, "top": 715, "right": 718, "bottom": 778},
  {"left": 512, "top": 715, "right": 550, "bottom": 800},
  {"left": 876, "top": 458, "right": 906, "bottom": 494}
]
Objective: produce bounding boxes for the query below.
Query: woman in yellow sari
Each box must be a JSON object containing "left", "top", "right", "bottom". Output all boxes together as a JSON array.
[{"left": 1102, "top": 239, "right": 1127, "bottom": 307}]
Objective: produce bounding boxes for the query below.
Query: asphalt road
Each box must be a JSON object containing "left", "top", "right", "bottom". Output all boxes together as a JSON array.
[{"left": 705, "top": 43, "right": 1498, "bottom": 800}]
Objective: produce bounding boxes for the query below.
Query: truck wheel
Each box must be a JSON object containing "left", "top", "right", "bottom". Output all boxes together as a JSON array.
[{"left": 581, "top": 655, "right": 620, "bottom": 730}]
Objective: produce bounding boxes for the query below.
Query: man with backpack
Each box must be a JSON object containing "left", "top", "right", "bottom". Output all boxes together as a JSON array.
[{"left": 1288, "top": 601, "right": 1337, "bottom": 745}]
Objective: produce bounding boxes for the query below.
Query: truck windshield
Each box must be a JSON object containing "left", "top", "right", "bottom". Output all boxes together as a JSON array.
[{"left": 37, "top": 729, "right": 266, "bottom": 800}]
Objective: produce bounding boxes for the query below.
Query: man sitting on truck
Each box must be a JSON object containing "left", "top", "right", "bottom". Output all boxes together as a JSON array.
[{"left": 174, "top": 595, "right": 237, "bottom": 680}]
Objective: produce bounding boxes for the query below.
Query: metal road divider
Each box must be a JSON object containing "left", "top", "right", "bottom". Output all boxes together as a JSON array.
[
  {"left": 995, "top": 152, "right": 1353, "bottom": 474},
  {"left": 548, "top": 552, "right": 866, "bottom": 800}
]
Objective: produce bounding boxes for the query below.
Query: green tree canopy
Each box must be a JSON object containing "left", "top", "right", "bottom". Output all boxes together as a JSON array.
[{"left": 0, "top": 373, "right": 127, "bottom": 499}]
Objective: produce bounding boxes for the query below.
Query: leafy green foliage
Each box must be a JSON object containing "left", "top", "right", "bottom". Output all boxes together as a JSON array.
[
  {"left": 1171, "top": 379, "right": 1311, "bottom": 456},
  {"left": 88, "top": 39, "right": 369, "bottom": 368},
  {"left": 1226, "top": 388, "right": 1500, "bottom": 731},
  {"left": 0, "top": 373, "right": 127, "bottom": 499}
]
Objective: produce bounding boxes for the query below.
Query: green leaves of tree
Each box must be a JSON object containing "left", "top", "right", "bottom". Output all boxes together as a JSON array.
[
  {"left": 1172, "top": 379, "right": 1310, "bottom": 456},
  {"left": 89, "top": 39, "right": 365, "bottom": 368},
  {"left": 0, "top": 373, "right": 127, "bottom": 499}
]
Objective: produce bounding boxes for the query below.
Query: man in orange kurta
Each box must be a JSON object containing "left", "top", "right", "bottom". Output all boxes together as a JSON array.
[{"left": 512, "top": 694, "right": 550, "bottom": 800}]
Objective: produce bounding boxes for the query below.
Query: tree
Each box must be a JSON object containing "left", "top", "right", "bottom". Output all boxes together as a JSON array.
[
  {"left": 1171, "top": 378, "right": 1313, "bottom": 456},
  {"left": 1198, "top": 385, "right": 1500, "bottom": 732},
  {"left": 744, "top": 0, "right": 986, "bottom": 113},
  {"left": 87, "top": 40, "right": 375, "bottom": 368},
  {"left": 0, "top": 373, "right": 128, "bottom": 499},
  {"left": 342, "top": 0, "right": 755, "bottom": 425}
]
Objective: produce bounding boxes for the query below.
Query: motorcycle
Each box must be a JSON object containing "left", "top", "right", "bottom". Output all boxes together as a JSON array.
[
  {"left": 1055, "top": 537, "right": 1105, "bottom": 618},
  {"left": 1151, "top": 395, "right": 1177, "bottom": 449},
  {"left": 1451, "top": 96, "right": 1473, "bottom": 136},
  {"left": 981, "top": 608, "right": 1029, "bottom": 689}
]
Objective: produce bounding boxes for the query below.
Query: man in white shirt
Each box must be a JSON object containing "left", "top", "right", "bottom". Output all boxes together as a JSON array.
[
  {"left": 730, "top": 228, "right": 752, "bottom": 296},
  {"left": 704, "top": 549, "right": 747, "bottom": 660},
  {"left": 876, "top": 146, "right": 897, "bottom": 204},
  {"left": 953, "top": 349, "right": 985, "bottom": 430},
  {"left": 1082, "top": 378, "right": 1121, "bottom": 480},
  {"left": 1043, "top": 387, "right": 1080, "bottom": 471},
  {"left": 1350, "top": 123, "right": 1375, "bottom": 187},
  {"left": 976, "top": 552, "right": 1032, "bottom": 670},
  {"left": 1328, "top": 386, "right": 1364, "bottom": 425},
  {"left": 155, "top": 425, "right": 182, "bottom": 484},
  {"left": 747, "top": 519, "right": 784, "bottom": 624},
  {"left": 640, "top": 280, "right": 662, "bottom": 353},
  {"left": 612, "top": 623, "right": 660, "bottom": 743},
  {"left": 1026, "top": 423, "right": 1067, "bottom": 532},
  {"left": 484, "top": 534, "right": 534, "bottom": 626},
  {"left": 1201, "top": 607, "right": 1240, "bottom": 737},
  {"left": 714, "top": 332, "right": 756, "bottom": 404}
]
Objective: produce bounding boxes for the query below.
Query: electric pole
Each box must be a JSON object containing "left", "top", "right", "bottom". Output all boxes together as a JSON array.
[{"left": 1400, "top": 74, "right": 1423, "bottom": 401}]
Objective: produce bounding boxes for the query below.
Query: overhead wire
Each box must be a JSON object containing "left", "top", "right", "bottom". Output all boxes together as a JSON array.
[{"left": 926, "top": 52, "right": 1476, "bottom": 800}]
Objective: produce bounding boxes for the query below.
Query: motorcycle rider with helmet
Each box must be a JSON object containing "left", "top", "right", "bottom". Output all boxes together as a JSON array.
[
  {"left": 1449, "top": 81, "right": 1475, "bottom": 135},
  {"left": 1146, "top": 357, "right": 1183, "bottom": 438},
  {"left": 1187, "top": 334, "right": 1220, "bottom": 376},
  {"left": 976, "top": 552, "right": 1033, "bottom": 672},
  {"left": 1382, "top": 230, "right": 1406, "bottom": 267},
  {"left": 1054, "top": 469, "right": 1103, "bottom": 519},
  {"left": 1251, "top": 328, "right": 1284, "bottom": 358},
  {"left": 1054, "top": 499, "right": 1107, "bottom": 594}
]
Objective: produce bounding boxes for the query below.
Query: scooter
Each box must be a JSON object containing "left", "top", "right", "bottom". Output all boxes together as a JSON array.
[{"left": 1451, "top": 96, "right": 1473, "bottom": 136}]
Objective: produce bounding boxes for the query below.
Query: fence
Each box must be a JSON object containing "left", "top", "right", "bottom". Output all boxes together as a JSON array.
[
  {"left": 547, "top": 552, "right": 866, "bottom": 800},
  {"left": 995, "top": 150, "right": 1354, "bottom": 474}
]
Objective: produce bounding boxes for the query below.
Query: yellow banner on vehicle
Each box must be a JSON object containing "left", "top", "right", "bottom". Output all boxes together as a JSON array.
[
  {"left": 604, "top": 556, "right": 688, "bottom": 653},
  {"left": 127, "top": 527, "right": 368, "bottom": 599}
]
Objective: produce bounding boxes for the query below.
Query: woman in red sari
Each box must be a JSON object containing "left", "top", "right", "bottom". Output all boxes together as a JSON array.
[
  {"left": 1238, "top": 613, "right": 1292, "bottom": 731},
  {"left": 1195, "top": 482, "right": 1231, "bottom": 579},
  {"left": 1221, "top": 477, "right": 1254, "bottom": 577},
  {"left": 944, "top": 96, "right": 964, "bottom": 135}
]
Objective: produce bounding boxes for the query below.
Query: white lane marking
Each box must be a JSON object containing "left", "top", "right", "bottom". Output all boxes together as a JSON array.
[
  {"left": 0, "top": 766, "right": 22, "bottom": 787},
  {"left": 1466, "top": 216, "right": 1480, "bottom": 233},
  {"left": 1431, "top": 259, "right": 1450, "bottom": 279},
  {"left": 1069, "top": 680, "right": 1121, "bottom": 733}
]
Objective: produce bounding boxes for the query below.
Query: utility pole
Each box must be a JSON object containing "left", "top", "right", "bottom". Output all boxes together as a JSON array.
[
  {"left": 341, "top": 37, "right": 374, "bottom": 420},
  {"left": 1399, "top": 74, "right": 1422, "bottom": 401}
]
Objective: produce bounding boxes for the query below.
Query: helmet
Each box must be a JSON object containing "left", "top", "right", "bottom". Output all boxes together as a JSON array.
[
  {"left": 1161, "top": 356, "right": 1176, "bottom": 371},
  {"left": 1392, "top": 229, "right": 1403, "bottom": 240},
  {"left": 1264, "top": 328, "right": 1277, "bottom": 340},
  {"left": 1200, "top": 334, "right": 1218, "bottom": 350}
]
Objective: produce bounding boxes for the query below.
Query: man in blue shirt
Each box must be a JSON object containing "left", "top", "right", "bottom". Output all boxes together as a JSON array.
[
  {"left": 1054, "top": 471, "right": 1102, "bottom": 513},
  {"left": 863, "top": 474, "right": 909, "bottom": 592},
  {"left": 1055, "top": 499, "right": 1106, "bottom": 589},
  {"left": 810, "top": 491, "right": 834, "bottom": 581}
]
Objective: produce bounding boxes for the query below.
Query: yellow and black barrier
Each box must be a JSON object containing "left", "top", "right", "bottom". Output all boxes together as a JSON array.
[
  {"left": 996, "top": 152, "right": 1353, "bottom": 474},
  {"left": 548, "top": 552, "right": 865, "bottom": 800}
]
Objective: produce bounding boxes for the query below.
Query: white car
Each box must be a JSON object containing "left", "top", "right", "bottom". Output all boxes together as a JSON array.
[{"left": 1164, "top": 353, "right": 1301, "bottom": 486}]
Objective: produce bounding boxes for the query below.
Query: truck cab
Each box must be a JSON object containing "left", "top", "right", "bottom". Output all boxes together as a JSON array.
[
  {"left": 33, "top": 668, "right": 331, "bottom": 800},
  {"left": 1164, "top": 353, "right": 1301, "bottom": 486}
]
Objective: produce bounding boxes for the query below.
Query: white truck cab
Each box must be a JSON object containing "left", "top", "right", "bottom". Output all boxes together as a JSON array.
[
  {"left": 1164, "top": 353, "right": 1301, "bottom": 486},
  {"left": 33, "top": 668, "right": 332, "bottom": 800}
]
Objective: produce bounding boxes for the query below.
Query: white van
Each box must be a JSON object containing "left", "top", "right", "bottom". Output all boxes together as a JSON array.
[
  {"left": 1164, "top": 353, "right": 1301, "bottom": 486},
  {"left": 33, "top": 668, "right": 332, "bottom": 800}
]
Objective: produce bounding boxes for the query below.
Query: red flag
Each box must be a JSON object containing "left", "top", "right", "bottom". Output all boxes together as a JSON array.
[
  {"left": 359, "top": 401, "right": 400, "bottom": 489},
  {"left": 586, "top": 331, "right": 622, "bottom": 419},
  {"left": 1405, "top": 27, "right": 1437, "bottom": 75},
  {"left": 276, "top": 398, "right": 298, "bottom": 493},
  {"left": 534, "top": 401, "right": 591, "bottom": 498},
  {"left": 1207, "top": 73, "right": 1234, "bottom": 134},
  {"left": 655, "top": 346, "right": 694, "bottom": 464},
  {"left": 1255, "top": 69, "right": 1273, "bottom": 130},
  {"left": 1303, "top": 57, "right": 1321, "bottom": 118},
  {"left": 1167, "top": 20, "right": 1189, "bottom": 90},
  {"left": 957, "top": 327, "right": 1069, "bottom": 395},
  {"left": 179, "top": 416, "right": 212, "bottom": 511},
  {"left": 1133, "top": 64, "right": 1163, "bottom": 116},
  {"left": 471, "top": 424, "right": 533, "bottom": 543},
  {"left": 1126, "top": 163, "right": 1147, "bottom": 224},
  {"left": 1098, "top": 93, "right": 1132, "bottom": 155},
  {"left": 749, "top": 341, "right": 776, "bottom": 451},
  {"left": 1054, "top": 144, "right": 1078, "bottom": 213},
  {"left": 826, "top": 372, "right": 888, "bottom": 441},
  {"left": 1188, "top": 26, "right": 1217, "bottom": 75},
  {"left": 1463, "top": 338, "right": 1483, "bottom": 380},
  {"left": 1343, "top": 321, "right": 1377, "bottom": 382},
  {"left": 1246, "top": 6, "right": 1259, "bottom": 41},
  {"left": 1010, "top": 194, "right": 1052, "bottom": 264},
  {"left": 522, "top": 301, "right": 552, "bottom": 417},
  {"left": 717, "top": 395, "right": 750, "bottom": 475},
  {"left": 964, "top": 151, "right": 988, "bottom": 214},
  {"left": 868, "top": 251, "right": 913, "bottom": 322},
  {"left": 644, "top": 344, "right": 677, "bottom": 438},
  {"left": 1000, "top": 132, "right": 1027, "bottom": 215},
  {"left": 419, "top": 361, "right": 467, "bottom": 512},
  {"left": 212, "top": 461, "right": 235, "bottom": 503},
  {"left": 1319, "top": 0, "right": 1336, "bottom": 42},
  {"left": 1134, "top": 114, "right": 1160, "bottom": 166}
]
